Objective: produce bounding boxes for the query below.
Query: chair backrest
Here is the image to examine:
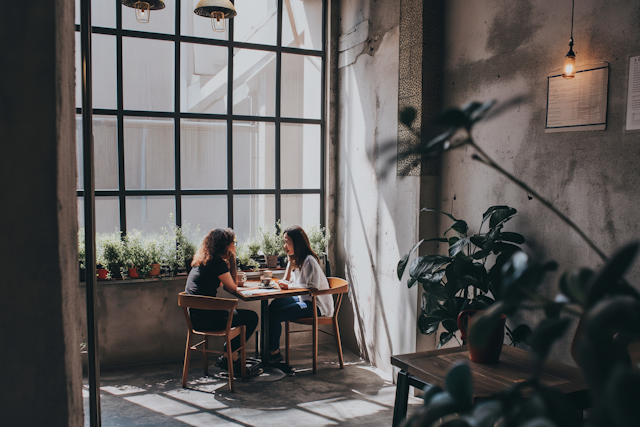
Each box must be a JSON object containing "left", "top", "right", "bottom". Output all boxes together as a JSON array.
[
  {"left": 326, "top": 277, "right": 348, "bottom": 318},
  {"left": 178, "top": 292, "right": 237, "bottom": 311}
]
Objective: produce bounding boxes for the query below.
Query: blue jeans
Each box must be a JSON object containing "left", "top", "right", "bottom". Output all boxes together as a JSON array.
[{"left": 268, "top": 296, "right": 320, "bottom": 352}]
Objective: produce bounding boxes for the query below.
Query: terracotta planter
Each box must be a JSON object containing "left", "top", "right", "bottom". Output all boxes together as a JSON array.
[
  {"left": 148, "top": 263, "right": 161, "bottom": 277},
  {"left": 97, "top": 268, "right": 109, "bottom": 280},
  {"left": 128, "top": 267, "right": 140, "bottom": 279},
  {"left": 457, "top": 310, "right": 506, "bottom": 364},
  {"left": 265, "top": 255, "right": 278, "bottom": 268}
]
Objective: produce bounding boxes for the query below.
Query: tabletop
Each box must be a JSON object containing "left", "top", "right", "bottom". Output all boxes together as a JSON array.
[
  {"left": 233, "top": 280, "right": 309, "bottom": 302},
  {"left": 391, "top": 345, "right": 588, "bottom": 401}
]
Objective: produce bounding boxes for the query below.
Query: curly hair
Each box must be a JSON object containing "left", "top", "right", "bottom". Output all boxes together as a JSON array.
[
  {"left": 284, "top": 225, "right": 318, "bottom": 268},
  {"left": 192, "top": 228, "right": 235, "bottom": 267}
]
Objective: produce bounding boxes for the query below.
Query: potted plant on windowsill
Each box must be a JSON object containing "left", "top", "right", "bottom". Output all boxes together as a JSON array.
[
  {"left": 258, "top": 226, "right": 281, "bottom": 269},
  {"left": 122, "top": 230, "right": 151, "bottom": 279},
  {"left": 162, "top": 215, "right": 199, "bottom": 275},
  {"left": 144, "top": 234, "right": 163, "bottom": 277},
  {"left": 236, "top": 244, "right": 260, "bottom": 272},
  {"left": 307, "top": 224, "right": 331, "bottom": 276},
  {"left": 98, "top": 231, "right": 124, "bottom": 279}
]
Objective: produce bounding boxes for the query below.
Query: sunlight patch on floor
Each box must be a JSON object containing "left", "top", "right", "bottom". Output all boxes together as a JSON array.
[
  {"left": 101, "top": 385, "right": 146, "bottom": 395},
  {"left": 175, "top": 412, "right": 242, "bottom": 427},
  {"left": 352, "top": 385, "right": 422, "bottom": 406},
  {"left": 165, "top": 389, "right": 229, "bottom": 410},
  {"left": 298, "top": 397, "right": 387, "bottom": 422},
  {"left": 124, "top": 394, "right": 199, "bottom": 416},
  {"left": 217, "top": 407, "right": 338, "bottom": 427}
]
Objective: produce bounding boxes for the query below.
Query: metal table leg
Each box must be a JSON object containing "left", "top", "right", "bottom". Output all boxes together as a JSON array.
[{"left": 393, "top": 370, "right": 410, "bottom": 427}]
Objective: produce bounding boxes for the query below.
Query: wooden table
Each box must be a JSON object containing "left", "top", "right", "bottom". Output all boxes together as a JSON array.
[
  {"left": 234, "top": 280, "right": 309, "bottom": 373},
  {"left": 391, "top": 345, "right": 590, "bottom": 427}
]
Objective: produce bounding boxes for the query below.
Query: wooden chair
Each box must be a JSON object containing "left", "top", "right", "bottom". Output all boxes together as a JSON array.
[
  {"left": 285, "top": 277, "right": 349, "bottom": 373},
  {"left": 178, "top": 292, "right": 246, "bottom": 392}
]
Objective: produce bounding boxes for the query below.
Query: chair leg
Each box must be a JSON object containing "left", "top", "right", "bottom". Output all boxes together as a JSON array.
[
  {"left": 333, "top": 318, "right": 344, "bottom": 369},
  {"left": 182, "top": 333, "right": 191, "bottom": 388},
  {"left": 226, "top": 336, "right": 235, "bottom": 392},
  {"left": 240, "top": 326, "right": 247, "bottom": 380},
  {"left": 203, "top": 336, "right": 209, "bottom": 376},
  {"left": 313, "top": 322, "right": 318, "bottom": 374},
  {"left": 285, "top": 321, "right": 290, "bottom": 364}
]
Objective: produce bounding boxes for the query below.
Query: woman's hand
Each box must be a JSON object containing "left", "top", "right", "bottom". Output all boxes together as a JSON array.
[{"left": 278, "top": 279, "right": 291, "bottom": 290}]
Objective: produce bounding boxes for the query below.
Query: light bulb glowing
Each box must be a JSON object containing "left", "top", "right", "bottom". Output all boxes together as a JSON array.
[
  {"left": 562, "top": 38, "right": 576, "bottom": 79},
  {"left": 135, "top": 1, "right": 150, "bottom": 23},
  {"left": 211, "top": 11, "right": 225, "bottom": 32}
]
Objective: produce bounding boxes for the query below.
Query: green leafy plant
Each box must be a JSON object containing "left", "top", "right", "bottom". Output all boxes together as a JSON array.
[
  {"left": 394, "top": 100, "right": 640, "bottom": 427},
  {"left": 161, "top": 214, "right": 199, "bottom": 273},
  {"left": 78, "top": 228, "right": 86, "bottom": 270},
  {"left": 96, "top": 231, "right": 124, "bottom": 278},
  {"left": 398, "top": 205, "right": 532, "bottom": 347},
  {"left": 246, "top": 237, "right": 261, "bottom": 257},
  {"left": 236, "top": 244, "right": 260, "bottom": 271},
  {"left": 258, "top": 226, "right": 281, "bottom": 256},
  {"left": 122, "top": 230, "right": 152, "bottom": 278},
  {"left": 306, "top": 223, "right": 331, "bottom": 255}
]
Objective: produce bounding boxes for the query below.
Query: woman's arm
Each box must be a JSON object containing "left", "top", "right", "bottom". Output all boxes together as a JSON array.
[
  {"left": 219, "top": 271, "right": 238, "bottom": 293},
  {"left": 284, "top": 258, "right": 292, "bottom": 281}
]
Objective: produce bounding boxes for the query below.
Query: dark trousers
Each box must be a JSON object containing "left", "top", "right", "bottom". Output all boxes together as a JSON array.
[
  {"left": 268, "top": 296, "right": 320, "bottom": 352},
  {"left": 190, "top": 308, "right": 258, "bottom": 353}
]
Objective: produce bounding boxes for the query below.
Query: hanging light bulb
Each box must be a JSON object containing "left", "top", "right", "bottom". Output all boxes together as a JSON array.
[
  {"left": 562, "top": 0, "right": 576, "bottom": 79},
  {"left": 121, "top": 0, "right": 166, "bottom": 24},
  {"left": 194, "top": 0, "right": 237, "bottom": 33},
  {"left": 135, "top": 2, "right": 151, "bottom": 23}
]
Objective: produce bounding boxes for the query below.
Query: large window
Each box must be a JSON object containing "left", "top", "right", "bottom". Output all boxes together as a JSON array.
[{"left": 76, "top": 0, "right": 326, "bottom": 242}]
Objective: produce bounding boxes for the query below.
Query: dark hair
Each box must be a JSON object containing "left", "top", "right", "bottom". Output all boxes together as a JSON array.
[
  {"left": 192, "top": 228, "right": 235, "bottom": 267},
  {"left": 284, "top": 225, "right": 318, "bottom": 268}
]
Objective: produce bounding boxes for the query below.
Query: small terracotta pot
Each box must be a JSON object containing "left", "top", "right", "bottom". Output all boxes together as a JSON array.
[
  {"left": 265, "top": 255, "right": 278, "bottom": 268},
  {"left": 97, "top": 268, "right": 109, "bottom": 280},
  {"left": 148, "top": 263, "right": 161, "bottom": 277},
  {"left": 457, "top": 310, "right": 506, "bottom": 364},
  {"left": 128, "top": 267, "right": 140, "bottom": 279}
]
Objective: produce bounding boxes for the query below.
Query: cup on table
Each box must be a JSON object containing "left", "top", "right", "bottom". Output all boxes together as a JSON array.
[
  {"left": 263, "top": 270, "right": 272, "bottom": 278},
  {"left": 260, "top": 277, "right": 272, "bottom": 287},
  {"left": 238, "top": 271, "right": 247, "bottom": 286}
]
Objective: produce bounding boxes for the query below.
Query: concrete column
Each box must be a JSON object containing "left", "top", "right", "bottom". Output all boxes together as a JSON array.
[{"left": 0, "top": 1, "right": 83, "bottom": 425}]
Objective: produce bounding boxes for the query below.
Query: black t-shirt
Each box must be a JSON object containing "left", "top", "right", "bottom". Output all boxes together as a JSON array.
[
  {"left": 185, "top": 255, "right": 230, "bottom": 323},
  {"left": 185, "top": 255, "right": 230, "bottom": 298}
]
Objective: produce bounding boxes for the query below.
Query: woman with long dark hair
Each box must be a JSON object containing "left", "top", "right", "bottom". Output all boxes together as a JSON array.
[
  {"left": 268, "top": 225, "right": 333, "bottom": 361},
  {"left": 185, "top": 228, "right": 258, "bottom": 370}
]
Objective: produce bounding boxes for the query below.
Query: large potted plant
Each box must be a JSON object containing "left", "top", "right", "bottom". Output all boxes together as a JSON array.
[
  {"left": 394, "top": 100, "right": 640, "bottom": 426},
  {"left": 144, "top": 234, "right": 164, "bottom": 277},
  {"left": 398, "top": 205, "right": 531, "bottom": 349},
  {"left": 122, "top": 230, "right": 151, "bottom": 279}
]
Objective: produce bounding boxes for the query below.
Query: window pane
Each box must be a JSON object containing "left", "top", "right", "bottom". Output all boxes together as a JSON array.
[
  {"left": 281, "top": 53, "right": 321, "bottom": 119},
  {"left": 182, "top": 196, "right": 228, "bottom": 243},
  {"left": 281, "top": 194, "right": 320, "bottom": 231},
  {"left": 123, "top": 37, "right": 174, "bottom": 112},
  {"left": 281, "top": 123, "right": 320, "bottom": 189},
  {"left": 180, "top": 0, "right": 228, "bottom": 40},
  {"left": 180, "top": 119, "right": 227, "bottom": 189},
  {"left": 122, "top": 0, "right": 175, "bottom": 35},
  {"left": 233, "top": 195, "right": 275, "bottom": 242},
  {"left": 233, "top": 49, "right": 276, "bottom": 116},
  {"left": 233, "top": 0, "right": 277, "bottom": 45},
  {"left": 180, "top": 43, "right": 228, "bottom": 114},
  {"left": 75, "top": 0, "right": 116, "bottom": 28},
  {"left": 282, "top": 0, "right": 322, "bottom": 50},
  {"left": 124, "top": 117, "right": 175, "bottom": 190},
  {"left": 233, "top": 121, "right": 275, "bottom": 189},
  {"left": 78, "top": 196, "right": 121, "bottom": 234},
  {"left": 75, "top": 33, "right": 117, "bottom": 109},
  {"left": 126, "top": 196, "right": 175, "bottom": 234},
  {"left": 76, "top": 115, "right": 119, "bottom": 191}
]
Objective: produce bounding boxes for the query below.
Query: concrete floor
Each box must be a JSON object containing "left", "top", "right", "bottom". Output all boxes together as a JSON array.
[{"left": 83, "top": 343, "right": 421, "bottom": 426}]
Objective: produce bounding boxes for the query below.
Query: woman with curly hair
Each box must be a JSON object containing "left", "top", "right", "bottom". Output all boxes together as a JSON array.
[
  {"left": 268, "top": 225, "right": 333, "bottom": 362},
  {"left": 185, "top": 228, "right": 258, "bottom": 370}
]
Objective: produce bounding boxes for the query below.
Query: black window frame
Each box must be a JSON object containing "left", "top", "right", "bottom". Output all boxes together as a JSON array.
[{"left": 75, "top": 0, "right": 327, "bottom": 236}]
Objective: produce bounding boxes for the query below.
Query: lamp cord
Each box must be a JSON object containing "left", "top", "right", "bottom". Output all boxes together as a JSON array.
[{"left": 570, "top": 0, "right": 575, "bottom": 39}]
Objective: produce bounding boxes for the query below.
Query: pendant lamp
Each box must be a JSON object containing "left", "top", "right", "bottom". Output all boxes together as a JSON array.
[
  {"left": 563, "top": 0, "right": 576, "bottom": 79},
  {"left": 121, "top": 0, "right": 166, "bottom": 24},
  {"left": 194, "top": 0, "right": 237, "bottom": 32}
]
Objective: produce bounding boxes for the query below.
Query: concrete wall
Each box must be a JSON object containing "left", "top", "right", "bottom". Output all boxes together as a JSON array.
[
  {"left": 77, "top": 277, "right": 334, "bottom": 368},
  {"left": 333, "top": 0, "right": 422, "bottom": 376},
  {"left": 438, "top": 0, "right": 640, "bottom": 365},
  {"left": 0, "top": 0, "right": 82, "bottom": 425}
]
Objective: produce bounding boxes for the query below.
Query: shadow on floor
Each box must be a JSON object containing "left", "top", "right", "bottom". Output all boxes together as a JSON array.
[{"left": 83, "top": 343, "right": 421, "bottom": 426}]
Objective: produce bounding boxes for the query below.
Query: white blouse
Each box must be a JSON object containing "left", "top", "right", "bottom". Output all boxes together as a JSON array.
[{"left": 288, "top": 255, "right": 334, "bottom": 317}]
